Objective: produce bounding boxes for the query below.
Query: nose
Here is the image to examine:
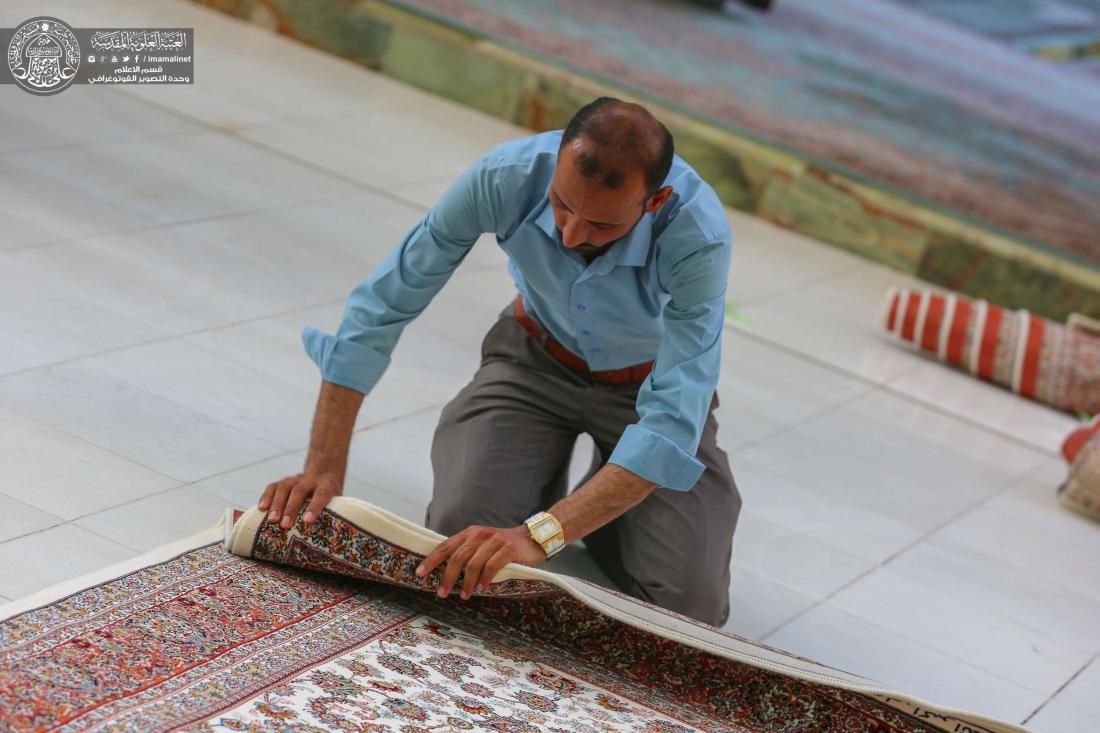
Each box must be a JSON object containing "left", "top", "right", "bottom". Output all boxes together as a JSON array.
[{"left": 561, "top": 217, "right": 588, "bottom": 248}]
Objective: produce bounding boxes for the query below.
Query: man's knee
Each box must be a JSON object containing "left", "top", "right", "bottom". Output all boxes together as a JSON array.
[
  {"left": 622, "top": 534, "right": 734, "bottom": 627},
  {"left": 626, "top": 569, "right": 731, "bottom": 627},
  {"left": 427, "top": 414, "right": 574, "bottom": 537},
  {"left": 426, "top": 403, "right": 497, "bottom": 535},
  {"left": 618, "top": 472, "right": 739, "bottom": 628},
  {"left": 424, "top": 497, "right": 468, "bottom": 537},
  {"left": 424, "top": 485, "right": 460, "bottom": 537},
  {"left": 426, "top": 465, "right": 567, "bottom": 537},
  {"left": 728, "top": 473, "right": 744, "bottom": 526},
  {"left": 424, "top": 476, "right": 504, "bottom": 537}
]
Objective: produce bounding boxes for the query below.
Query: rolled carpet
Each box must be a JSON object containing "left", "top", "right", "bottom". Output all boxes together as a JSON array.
[
  {"left": 0, "top": 498, "right": 1031, "bottom": 732},
  {"left": 1062, "top": 414, "right": 1100, "bottom": 464},
  {"left": 882, "top": 287, "right": 1100, "bottom": 416},
  {"left": 1059, "top": 416, "right": 1100, "bottom": 521}
]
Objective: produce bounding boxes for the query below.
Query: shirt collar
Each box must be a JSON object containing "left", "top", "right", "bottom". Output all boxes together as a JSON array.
[
  {"left": 534, "top": 195, "right": 558, "bottom": 239},
  {"left": 534, "top": 195, "right": 653, "bottom": 269}
]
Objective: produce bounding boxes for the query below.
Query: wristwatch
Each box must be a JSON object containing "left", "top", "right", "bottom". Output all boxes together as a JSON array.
[{"left": 524, "top": 511, "right": 565, "bottom": 559}]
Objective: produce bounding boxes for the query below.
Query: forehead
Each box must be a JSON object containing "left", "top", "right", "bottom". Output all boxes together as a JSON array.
[{"left": 553, "top": 144, "right": 645, "bottom": 220}]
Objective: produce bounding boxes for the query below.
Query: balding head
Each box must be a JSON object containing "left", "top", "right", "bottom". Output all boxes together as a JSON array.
[
  {"left": 547, "top": 99, "right": 676, "bottom": 255},
  {"left": 560, "top": 97, "right": 674, "bottom": 200}
]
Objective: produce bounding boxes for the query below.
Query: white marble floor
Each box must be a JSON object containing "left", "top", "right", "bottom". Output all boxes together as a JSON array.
[{"left": 0, "top": 2, "right": 1095, "bottom": 731}]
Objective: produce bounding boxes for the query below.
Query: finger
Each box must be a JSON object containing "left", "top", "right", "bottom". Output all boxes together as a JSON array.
[
  {"left": 460, "top": 538, "right": 500, "bottom": 600},
  {"left": 477, "top": 548, "right": 512, "bottom": 592},
  {"left": 280, "top": 482, "right": 313, "bottom": 528},
  {"left": 265, "top": 473, "right": 301, "bottom": 508},
  {"left": 257, "top": 483, "right": 276, "bottom": 512},
  {"left": 439, "top": 539, "right": 478, "bottom": 599},
  {"left": 301, "top": 486, "right": 334, "bottom": 525},
  {"left": 259, "top": 476, "right": 295, "bottom": 515},
  {"left": 416, "top": 537, "right": 458, "bottom": 579},
  {"left": 265, "top": 482, "right": 295, "bottom": 523},
  {"left": 261, "top": 477, "right": 301, "bottom": 517}
]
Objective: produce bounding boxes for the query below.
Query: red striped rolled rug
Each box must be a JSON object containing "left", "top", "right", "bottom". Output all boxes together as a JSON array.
[{"left": 882, "top": 288, "right": 1100, "bottom": 416}]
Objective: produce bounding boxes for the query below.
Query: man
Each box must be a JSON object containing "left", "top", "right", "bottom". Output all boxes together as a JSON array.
[{"left": 257, "top": 97, "right": 741, "bottom": 627}]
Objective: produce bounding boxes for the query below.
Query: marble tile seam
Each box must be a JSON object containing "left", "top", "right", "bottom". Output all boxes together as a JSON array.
[
  {"left": 726, "top": 382, "right": 876, "bottom": 458},
  {"left": 0, "top": 399, "right": 188, "bottom": 489},
  {"left": 1021, "top": 649, "right": 1100, "bottom": 725},
  {"left": 732, "top": 392, "right": 1058, "bottom": 655},
  {"left": 726, "top": 319, "right": 1068, "bottom": 459},
  {"left": 764, "top": 601, "right": 1060, "bottom": 716},
  {"left": 0, "top": 296, "right": 349, "bottom": 383},
  {"left": 0, "top": 401, "right": 445, "bottom": 552},
  {"left": 0, "top": 185, "right": 374, "bottom": 256},
  {"left": 110, "top": 87, "right": 480, "bottom": 220}
]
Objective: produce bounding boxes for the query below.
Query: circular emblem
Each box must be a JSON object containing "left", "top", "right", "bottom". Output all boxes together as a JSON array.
[{"left": 7, "top": 17, "right": 81, "bottom": 95}]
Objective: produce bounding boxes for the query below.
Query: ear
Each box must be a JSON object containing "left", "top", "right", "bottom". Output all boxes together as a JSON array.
[{"left": 644, "top": 185, "right": 673, "bottom": 214}]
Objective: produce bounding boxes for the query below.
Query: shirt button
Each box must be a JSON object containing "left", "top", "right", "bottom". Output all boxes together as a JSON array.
[
  {"left": 576, "top": 304, "right": 586, "bottom": 311},
  {"left": 581, "top": 329, "right": 591, "bottom": 336},
  {"left": 590, "top": 347, "right": 601, "bottom": 353}
]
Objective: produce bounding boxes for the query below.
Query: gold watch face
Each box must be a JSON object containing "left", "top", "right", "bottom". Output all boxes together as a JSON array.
[
  {"left": 531, "top": 525, "right": 552, "bottom": 543},
  {"left": 526, "top": 514, "right": 556, "bottom": 542}
]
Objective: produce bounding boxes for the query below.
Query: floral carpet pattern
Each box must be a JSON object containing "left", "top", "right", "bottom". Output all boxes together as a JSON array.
[
  {"left": 0, "top": 499, "right": 1028, "bottom": 733},
  {"left": 195, "top": 611, "right": 708, "bottom": 732}
]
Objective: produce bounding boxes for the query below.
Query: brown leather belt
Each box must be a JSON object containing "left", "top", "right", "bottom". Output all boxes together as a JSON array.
[{"left": 513, "top": 296, "right": 654, "bottom": 385}]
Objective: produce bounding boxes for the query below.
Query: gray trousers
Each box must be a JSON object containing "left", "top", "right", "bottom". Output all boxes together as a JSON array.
[{"left": 424, "top": 299, "right": 741, "bottom": 626}]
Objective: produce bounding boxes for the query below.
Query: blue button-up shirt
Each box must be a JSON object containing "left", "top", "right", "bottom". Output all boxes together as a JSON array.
[{"left": 302, "top": 130, "right": 732, "bottom": 491}]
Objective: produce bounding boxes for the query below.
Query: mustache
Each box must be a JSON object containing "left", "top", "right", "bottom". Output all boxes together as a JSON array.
[{"left": 556, "top": 230, "right": 597, "bottom": 249}]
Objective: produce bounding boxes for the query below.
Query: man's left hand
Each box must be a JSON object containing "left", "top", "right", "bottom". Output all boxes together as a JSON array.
[{"left": 415, "top": 525, "right": 546, "bottom": 600}]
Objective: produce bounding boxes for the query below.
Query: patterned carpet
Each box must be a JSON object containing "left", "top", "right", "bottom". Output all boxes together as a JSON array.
[{"left": 0, "top": 499, "right": 1028, "bottom": 732}]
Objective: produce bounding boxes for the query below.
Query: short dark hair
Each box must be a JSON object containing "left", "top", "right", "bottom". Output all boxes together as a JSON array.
[{"left": 560, "top": 96, "right": 674, "bottom": 200}]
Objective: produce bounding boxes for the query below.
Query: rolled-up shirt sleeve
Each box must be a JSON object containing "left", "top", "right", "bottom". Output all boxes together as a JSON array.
[
  {"left": 608, "top": 237, "right": 731, "bottom": 490},
  {"left": 301, "top": 146, "right": 504, "bottom": 394}
]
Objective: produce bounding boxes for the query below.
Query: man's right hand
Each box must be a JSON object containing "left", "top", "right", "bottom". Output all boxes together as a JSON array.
[{"left": 258, "top": 472, "right": 342, "bottom": 529}]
